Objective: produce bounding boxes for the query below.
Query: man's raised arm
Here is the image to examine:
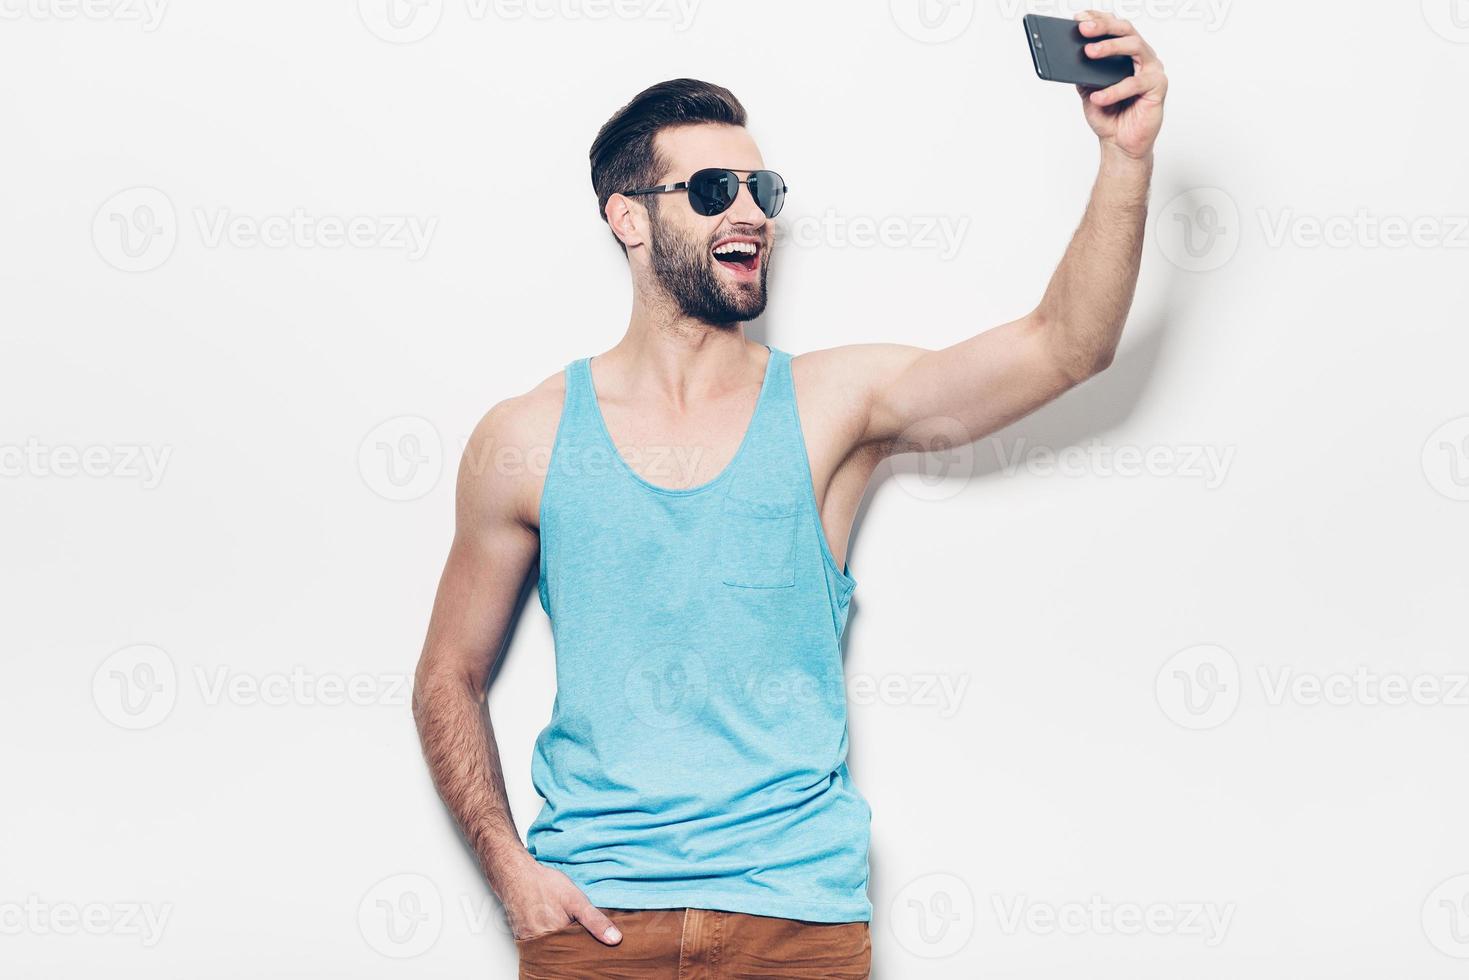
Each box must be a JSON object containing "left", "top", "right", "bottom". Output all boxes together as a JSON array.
[{"left": 814, "top": 11, "right": 1167, "bottom": 453}]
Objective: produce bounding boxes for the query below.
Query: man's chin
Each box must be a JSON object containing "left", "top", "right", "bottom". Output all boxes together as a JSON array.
[{"left": 720, "top": 293, "right": 767, "bottom": 323}]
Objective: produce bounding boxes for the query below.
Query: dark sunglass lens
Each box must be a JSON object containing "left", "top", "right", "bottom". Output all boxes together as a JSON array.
[
  {"left": 687, "top": 169, "right": 737, "bottom": 216},
  {"left": 750, "top": 171, "right": 786, "bottom": 218}
]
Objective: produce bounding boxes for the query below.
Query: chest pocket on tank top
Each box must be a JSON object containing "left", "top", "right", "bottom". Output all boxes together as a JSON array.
[{"left": 717, "top": 494, "right": 797, "bottom": 589}]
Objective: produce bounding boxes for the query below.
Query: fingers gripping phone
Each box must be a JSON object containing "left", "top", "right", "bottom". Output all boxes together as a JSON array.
[{"left": 1024, "top": 13, "right": 1134, "bottom": 88}]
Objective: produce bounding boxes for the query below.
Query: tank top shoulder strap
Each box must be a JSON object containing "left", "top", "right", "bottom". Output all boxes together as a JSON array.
[
  {"left": 726, "top": 346, "right": 808, "bottom": 503},
  {"left": 757, "top": 346, "right": 799, "bottom": 439},
  {"left": 553, "top": 357, "right": 599, "bottom": 440}
]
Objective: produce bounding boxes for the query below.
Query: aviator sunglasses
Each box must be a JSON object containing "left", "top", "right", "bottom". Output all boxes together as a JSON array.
[{"left": 622, "top": 168, "right": 787, "bottom": 219}]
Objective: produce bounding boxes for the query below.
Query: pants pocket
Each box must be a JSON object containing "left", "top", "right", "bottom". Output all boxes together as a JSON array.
[{"left": 718, "top": 495, "right": 797, "bottom": 589}]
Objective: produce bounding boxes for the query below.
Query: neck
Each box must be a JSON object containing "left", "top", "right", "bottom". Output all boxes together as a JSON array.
[{"left": 594, "top": 293, "right": 761, "bottom": 407}]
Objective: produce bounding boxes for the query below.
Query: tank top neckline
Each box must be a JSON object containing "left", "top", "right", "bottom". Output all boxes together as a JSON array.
[{"left": 580, "top": 343, "right": 778, "bottom": 497}]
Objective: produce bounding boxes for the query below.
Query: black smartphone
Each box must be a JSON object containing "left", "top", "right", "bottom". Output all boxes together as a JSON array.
[{"left": 1024, "top": 13, "right": 1134, "bottom": 88}]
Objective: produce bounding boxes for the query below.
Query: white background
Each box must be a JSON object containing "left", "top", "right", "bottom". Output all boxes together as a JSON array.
[{"left": 4, "top": 0, "right": 1468, "bottom": 976}]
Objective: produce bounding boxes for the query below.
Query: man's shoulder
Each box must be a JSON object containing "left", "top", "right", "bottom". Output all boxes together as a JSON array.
[
  {"left": 460, "top": 366, "right": 568, "bottom": 512},
  {"left": 789, "top": 343, "right": 922, "bottom": 418},
  {"left": 473, "top": 367, "right": 567, "bottom": 447}
]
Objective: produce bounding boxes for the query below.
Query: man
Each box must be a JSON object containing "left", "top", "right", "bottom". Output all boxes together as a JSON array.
[{"left": 413, "top": 12, "right": 1166, "bottom": 977}]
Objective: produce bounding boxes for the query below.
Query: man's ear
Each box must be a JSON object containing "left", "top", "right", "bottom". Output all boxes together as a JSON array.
[{"left": 604, "top": 193, "right": 647, "bottom": 250}]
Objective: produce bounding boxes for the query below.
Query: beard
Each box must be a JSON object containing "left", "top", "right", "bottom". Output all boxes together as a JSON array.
[{"left": 647, "top": 205, "right": 768, "bottom": 326}]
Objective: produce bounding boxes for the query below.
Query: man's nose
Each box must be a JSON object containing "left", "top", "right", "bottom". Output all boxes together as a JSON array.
[{"left": 726, "top": 179, "right": 767, "bottom": 226}]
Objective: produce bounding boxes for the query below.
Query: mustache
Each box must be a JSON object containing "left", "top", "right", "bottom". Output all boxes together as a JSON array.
[{"left": 706, "top": 224, "right": 769, "bottom": 248}]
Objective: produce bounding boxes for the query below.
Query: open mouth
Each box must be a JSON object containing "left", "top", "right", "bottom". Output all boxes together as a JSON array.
[{"left": 711, "top": 237, "right": 761, "bottom": 280}]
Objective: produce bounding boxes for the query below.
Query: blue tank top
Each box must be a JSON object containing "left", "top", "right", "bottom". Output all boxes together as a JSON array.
[{"left": 526, "top": 345, "right": 871, "bottom": 923}]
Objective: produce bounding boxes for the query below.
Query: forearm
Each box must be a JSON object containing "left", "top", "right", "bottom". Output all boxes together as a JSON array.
[
  {"left": 1036, "top": 143, "right": 1153, "bottom": 382},
  {"left": 413, "top": 670, "right": 534, "bottom": 897}
]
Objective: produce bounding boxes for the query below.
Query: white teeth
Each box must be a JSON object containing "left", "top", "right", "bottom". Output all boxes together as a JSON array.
[{"left": 713, "top": 241, "right": 758, "bottom": 257}]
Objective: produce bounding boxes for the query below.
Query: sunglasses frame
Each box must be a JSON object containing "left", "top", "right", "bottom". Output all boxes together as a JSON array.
[{"left": 622, "top": 168, "right": 788, "bottom": 218}]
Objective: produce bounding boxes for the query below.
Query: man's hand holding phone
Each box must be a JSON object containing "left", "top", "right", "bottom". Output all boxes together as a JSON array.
[{"left": 1073, "top": 10, "right": 1168, "bottom": 161}]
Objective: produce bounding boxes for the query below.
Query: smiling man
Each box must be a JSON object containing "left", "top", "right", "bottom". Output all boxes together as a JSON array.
[{"left": 413, "top": 14, "right": 1167, "bottom": 978}]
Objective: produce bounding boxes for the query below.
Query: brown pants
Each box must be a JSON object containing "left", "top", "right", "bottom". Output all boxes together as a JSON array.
[{"left": 516, "top": 907, "right": 872, "bottom": 979}]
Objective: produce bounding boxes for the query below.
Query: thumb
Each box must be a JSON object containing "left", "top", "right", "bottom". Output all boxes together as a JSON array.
[{"left": 571, "top": 899, "right": 622, "bottom": 945}]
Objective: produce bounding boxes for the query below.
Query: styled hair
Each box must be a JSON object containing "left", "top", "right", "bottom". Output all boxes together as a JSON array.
[{"left": 589, "top": 78, "right": 747, "bottom": 249}]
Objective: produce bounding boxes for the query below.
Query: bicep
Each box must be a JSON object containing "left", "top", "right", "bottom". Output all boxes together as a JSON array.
[
  {"left": 861, "top": 314, "right": 1075, "bottom": 450},
  {"left": 417, "top": 438, "right": 540, "bottom": 692}
]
